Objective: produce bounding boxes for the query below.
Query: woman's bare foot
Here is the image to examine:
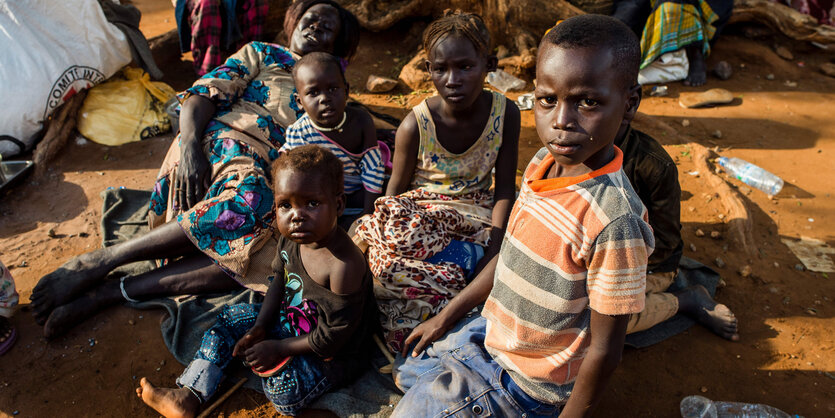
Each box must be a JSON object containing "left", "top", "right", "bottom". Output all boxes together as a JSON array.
[
  {"left": 136, "top": 377, "right": 200, "bottom": 418},
  {"left": 676, "top": 285, "right": 740, "bottom": 341},
  {"left": 43, "top": 281, "right": 121, "bottom": 339},
  {"left": 31, "top": 249, "right": 116, "bottom": 324},
  {"left": 683, "top": 44, "right": 707, "bottom": 87}
]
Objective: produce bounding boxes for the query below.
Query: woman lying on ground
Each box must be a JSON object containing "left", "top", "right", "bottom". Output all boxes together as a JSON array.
[{"left": 30, "top": 0, "right": 360, "bottom": 339}]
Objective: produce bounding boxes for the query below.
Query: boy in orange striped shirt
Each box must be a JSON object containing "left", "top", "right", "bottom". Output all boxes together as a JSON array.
[{"left": 392, "top": 15, "right": 655, "bottom": 417}]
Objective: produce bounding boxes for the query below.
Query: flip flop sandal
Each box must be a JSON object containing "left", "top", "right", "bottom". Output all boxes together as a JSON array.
[
  {"left": 251, "top": 356, "right": 292, "bottom": 378},
  {"left": 678, "top": 88, "right": 734, "bottom": 108},
  {"left": 0, "top": 322, "right": 17, "bottom": 356}
]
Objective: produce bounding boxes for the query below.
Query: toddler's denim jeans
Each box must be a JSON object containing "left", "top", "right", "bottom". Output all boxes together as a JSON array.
[{"left": 176, "top": 303, "right": 331, "bottom": 416}]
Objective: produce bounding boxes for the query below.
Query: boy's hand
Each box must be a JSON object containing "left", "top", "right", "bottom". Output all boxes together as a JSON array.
[
  {"left": 245, "top": 340, "right": 287, "bottom": 372},
  {"left": 402, "top": 315, "right": 451, "bottom": 358},
  {"left": 232, "top": 326, "right": 266, "bottom": 357}
]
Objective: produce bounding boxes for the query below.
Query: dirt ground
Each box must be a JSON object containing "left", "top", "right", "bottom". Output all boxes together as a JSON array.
[{"left": 1, "top": 2, "right": 834, "bottom": 417}]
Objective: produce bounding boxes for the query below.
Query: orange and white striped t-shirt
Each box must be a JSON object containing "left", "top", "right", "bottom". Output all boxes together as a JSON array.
[{"left": 483, "top": 147, "right": 654, "bottom": 405}]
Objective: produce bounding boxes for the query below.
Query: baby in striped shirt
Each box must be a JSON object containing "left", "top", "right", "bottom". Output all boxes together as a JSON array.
[{"left": 282, "top": 52, "right": 385, "bottom": 229}]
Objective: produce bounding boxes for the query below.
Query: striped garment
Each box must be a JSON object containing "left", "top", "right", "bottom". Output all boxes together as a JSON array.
[
  {"left": 282, "top": 114, "right": 385, "bottom": 194},
  {"left": 639, "top": 0, "right": 720, "bottom": 69},
  {"left": 483, "top": 147, "right": 654, "bottom": 405}
]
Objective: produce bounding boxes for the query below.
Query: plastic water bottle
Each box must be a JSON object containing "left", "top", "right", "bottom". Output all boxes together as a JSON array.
[
  {"left": 680, "top": 395, "right": 794, "bottom": 418},
  {"left": 717, "top": 157, "right": 784, "bottom": 196}
]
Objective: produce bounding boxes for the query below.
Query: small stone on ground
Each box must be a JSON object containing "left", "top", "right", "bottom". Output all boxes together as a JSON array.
[
  {"left": 366, "top": 75, "right": 398, "bottom": 93},
  {"left": 775, "top": 45, "right": 793, "bottom": 60},
  {"left": 714, "top": 61, "right": 733, "bottom": 80}
]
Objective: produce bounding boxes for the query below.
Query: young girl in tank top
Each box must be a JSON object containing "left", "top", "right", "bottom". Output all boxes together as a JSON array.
[{"left": 356, "top": 10, "right": 520, "bottom": 354}]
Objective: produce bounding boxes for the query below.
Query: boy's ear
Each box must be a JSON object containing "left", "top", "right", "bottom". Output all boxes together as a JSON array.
[
  {"left": 424, "top": 59, "right": 432, "bottom": 73},
  {"left": 622, "top": 83, "right": 642, "bottom": 127},
  {"left": 486, "top": 55, "right": 498, "bottom": 72},
  {"left": 293, "top": 92, "right": 302, "bottom": 109}
]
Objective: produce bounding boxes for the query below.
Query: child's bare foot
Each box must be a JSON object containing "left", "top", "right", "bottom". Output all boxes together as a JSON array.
[
  {"left": 136, "top": 377, "right": 200, "bottom": 418},
  {"left": 677, "top": 285, "right": 739, "bottom": 341},
  {"left": 31, "top": 249, "right": 115, "bottom": 324}
]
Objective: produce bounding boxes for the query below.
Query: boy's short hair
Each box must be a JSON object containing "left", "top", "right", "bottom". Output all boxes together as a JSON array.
[
  {"left": 291, "top": 52, "right": 347, "bottom": 85},
  {"left": 423, "top": 10, "right": 491, "bottom": 58},
  {"left": 272, "top": 145, "right": 344, "bottom": 196},
  {"left": 540, "top": 15, "right": 640, "bottom": 90}
]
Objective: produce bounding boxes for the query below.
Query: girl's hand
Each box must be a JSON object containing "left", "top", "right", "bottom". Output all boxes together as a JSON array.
[
  {"left": 245, "top": 340, "right": 287, "bottom": 372},
  {"left": 175, "top": 137, "right": 211, "bottom": 211},
  {"left": 233, "top": 326, "right": 266, "bottom": 357}
]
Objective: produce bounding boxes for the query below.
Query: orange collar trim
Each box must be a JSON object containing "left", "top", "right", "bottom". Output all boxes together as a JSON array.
[{"left": 527, "top": 147, "right": 623, "bottom": 193}]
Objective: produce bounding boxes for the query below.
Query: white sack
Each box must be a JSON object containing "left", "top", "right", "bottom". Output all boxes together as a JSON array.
[
  {"left": 0, "top": 0, "right": 132, "bottom": 157},
  {"left": 638, "top": 49, "right": 689, "bottom": 85}
]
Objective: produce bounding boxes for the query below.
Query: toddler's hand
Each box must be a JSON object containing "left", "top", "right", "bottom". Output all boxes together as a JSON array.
[
  {"left": 232, "top": 326, "right": 266, "bottom": 357},
  {"left": 245, "top": 340, "right": 286, "bottom": 372}
]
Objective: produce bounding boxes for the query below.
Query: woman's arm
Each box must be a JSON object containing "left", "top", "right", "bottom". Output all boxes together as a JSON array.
[
  {"left": 385, "top": 112, "right": 420, "bottom": 196},
  {"left": 176, "top": 95, "right": 216, "bottom": 210}
]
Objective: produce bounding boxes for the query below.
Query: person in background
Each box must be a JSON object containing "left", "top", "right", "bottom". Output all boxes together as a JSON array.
[
  {"left": 175, "top": 0, "right": 269, "bottom": 76},
  {"left": 613, "top": 0, "right": 733, "bottom": 86}
]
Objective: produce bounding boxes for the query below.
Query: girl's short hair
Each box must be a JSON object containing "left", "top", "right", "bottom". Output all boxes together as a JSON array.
[
  {"left": 283, "top": 0, "right": 361, "bottom": 61},
  {"left": 272, "top": 145, "right": 344, "bottom": 196},
  {"left": 423, "top": 10, "right": 491, "bottom": 58}
]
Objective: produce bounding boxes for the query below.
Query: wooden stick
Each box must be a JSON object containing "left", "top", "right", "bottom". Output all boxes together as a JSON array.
[
  {"left": 33, "top": 90, "right": 87, "bottom": 174},
  {"left": 373, "top": 334, "right": 395, "bottom": 374},
  {"left": 373, "top": 334, "right": 395, "bottom": 364},
  {"left": 196, "top": 377, "right": 247, "bottom": 418}
]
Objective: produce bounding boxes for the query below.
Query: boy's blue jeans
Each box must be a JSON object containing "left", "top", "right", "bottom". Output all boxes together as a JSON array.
[
  {"left": 392, "top": 314, "right": 560, "bottom": 417},
  {"left": 175, "top": 303, "right": 331, "bottom": 416}
]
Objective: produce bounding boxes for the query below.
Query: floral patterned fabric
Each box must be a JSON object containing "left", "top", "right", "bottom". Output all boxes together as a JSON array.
[
  {"left": 355, "top": 189, "right": 493, "bottom": 353},
  {"left": 149, "top": 42, "right": 302, "bottom": 288}
]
